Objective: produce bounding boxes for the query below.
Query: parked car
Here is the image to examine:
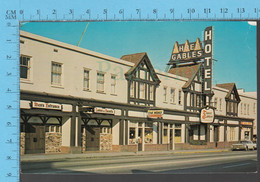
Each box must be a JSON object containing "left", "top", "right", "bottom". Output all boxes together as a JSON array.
[{"left": 231, "top": 140, "right": 255, "bottom": 151}]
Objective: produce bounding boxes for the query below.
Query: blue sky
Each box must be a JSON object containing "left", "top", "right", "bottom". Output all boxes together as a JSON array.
[{"left": 21, "top": 21, "right": 257, "bottom": 91}]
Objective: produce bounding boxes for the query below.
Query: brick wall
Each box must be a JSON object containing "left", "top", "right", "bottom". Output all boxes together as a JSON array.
[
  {"left": 144, "top": 144, "right": 170, "bottom": 151},
  {"left": 112, "top": 145, "right": 138, "bottom": 152},
  {"left": 20, "top": 132, "right": 25, "bottom": 155},
  {"left": 45, "top": 132, "right": 62, "bottom": 153}
]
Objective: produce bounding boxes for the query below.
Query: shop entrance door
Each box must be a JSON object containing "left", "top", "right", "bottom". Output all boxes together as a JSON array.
[
  {"left": 85, "top": 126, "right": 100, "bottom": 151},
  {"left": 25, "top": 124, "right": 45, "bottom": 154},
  {"left": 244, "top": 131, "right": 250, "bottom": 140},
  {"left": 138, "top": 128, "right": 143, "bottom": 151}
]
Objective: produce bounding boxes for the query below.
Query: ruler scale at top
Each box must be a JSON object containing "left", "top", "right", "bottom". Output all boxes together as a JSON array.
[{"left": 0, "top": 0, "right": 260, "bottom": 182}]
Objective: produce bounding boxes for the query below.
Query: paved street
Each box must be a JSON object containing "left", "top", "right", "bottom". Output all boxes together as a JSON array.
[{"left": 21, "top": 150, "right": 257, "bottom": 174}]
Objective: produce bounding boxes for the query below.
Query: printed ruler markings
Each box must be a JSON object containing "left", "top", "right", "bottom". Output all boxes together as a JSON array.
[{"left": 1, "top": 4, "right": 260, "bottom": 182}]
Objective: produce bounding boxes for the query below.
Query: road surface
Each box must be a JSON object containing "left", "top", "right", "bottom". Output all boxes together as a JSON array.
[{"left": 21, "top": 150, "right": 257, "bottom": 174}]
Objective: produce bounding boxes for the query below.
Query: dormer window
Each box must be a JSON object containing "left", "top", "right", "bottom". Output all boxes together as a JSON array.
[{"left": 122, "top": 52, "right": 160, "bottom": 106}]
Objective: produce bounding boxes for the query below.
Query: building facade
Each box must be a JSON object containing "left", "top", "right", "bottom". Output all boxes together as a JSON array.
[{"left": 19, "top": 30, "right": 257, "bottom": 154}]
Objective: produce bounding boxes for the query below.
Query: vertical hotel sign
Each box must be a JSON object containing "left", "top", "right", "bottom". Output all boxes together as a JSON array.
[{"left": 203, "top": 26, "right": 213, "bottom": 94}]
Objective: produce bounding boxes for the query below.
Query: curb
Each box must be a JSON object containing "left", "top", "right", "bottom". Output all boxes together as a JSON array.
[{"left": 21, "top": 149, "right": 230, "bottom": 162}]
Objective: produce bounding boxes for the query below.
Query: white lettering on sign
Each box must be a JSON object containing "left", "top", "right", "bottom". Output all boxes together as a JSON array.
[
  {"left": 204, "top": 82, "right": 210, "bottom": 90},
  {"left": 204, "top": 57, "right": 211, "bottom": 66},
  {"left": 205, "top": 69, "right": 211, "bottom": 78},
  {"left": 32, "top": 101, "right": 62, "bottom": 110},
  {"left": 204, "top": 44, "right": 211, "bottom": 53},
  {"left": 205, "top": 30, "right": 212, "bottom": 41}
]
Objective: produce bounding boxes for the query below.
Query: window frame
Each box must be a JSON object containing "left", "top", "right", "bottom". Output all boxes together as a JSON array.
[
  {"left": 96, "top": 71, "right": 105, "bottom": 93},
  {"left": 20, "top": 55, "right": 31, "bottom": 80},
  {"left": 170, "top": 88, "right": 175, "bottom": 104},
  {"left": 111, "top": 74, "right": 117, "bottom": 95},
  {"left": 163, "top": 87, "right": 167, "bottom": 103},
  {"left": 83, "top": 68, "right": 91, "bottom": 91},
  {"left": 178, "top": 90, "right": 182, "bottom": 105},
  {"left": 51, "top": 61, "right": 63, "bottom": 86}
]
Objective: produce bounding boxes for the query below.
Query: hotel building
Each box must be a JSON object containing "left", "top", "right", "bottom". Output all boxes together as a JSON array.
[{"left": 19, "top": 30, "right": 257, "bottom": 154}]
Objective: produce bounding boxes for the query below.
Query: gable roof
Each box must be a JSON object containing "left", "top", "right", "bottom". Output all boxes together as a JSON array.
[
  {"left": 216, "top": 83, "right": 241, "bottom": 101},
  {"left": 121, "top": 52, "right": 160, "bottom": 84},
  {"left": 168, "top": 63, "right": 201, "bottom": 79},
  {"left": 168, "top": 63, "right": 202, "bottom": 89},
  {"left": 121, "top": 52, "right": 146, "bottom": 65}
]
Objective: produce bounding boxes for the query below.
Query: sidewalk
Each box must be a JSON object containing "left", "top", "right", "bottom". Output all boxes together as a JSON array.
[{"left": 21, "top": 148, "right": 230, "bottom": 162}]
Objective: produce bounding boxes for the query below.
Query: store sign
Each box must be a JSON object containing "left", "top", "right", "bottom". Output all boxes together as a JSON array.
[
  {"left": 200, "top": 107, "right": 215, "bottom": 123},
  {"left": 94, "top": 107, "right": 114, "bottom": 115},
  {"left": 32, "top": 101, "right": 62, "bottom": 110},
  {"left": 241, "top": 122, "right": 252, "bottom": 126},
  {"left": 170, "top": 38, "right": 203, "bottom": 61},
  {"left": 148, "top": 110, "right": 164, "bottom": 118},
  {"left": 203, "top": 26, "right": 213, "bottom": 93}
]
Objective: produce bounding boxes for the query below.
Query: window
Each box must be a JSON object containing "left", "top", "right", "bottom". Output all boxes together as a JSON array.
[
  {"left": 51, "top": 62, "right": 62, "bottom": 85},
  {"left": 20, "top": 55, "right": 31, "bottom": 79},
  {"left": 230, "top": 127, "right": 236, "bottom": 141},
  {"left": 170, "top": 88, "right": 175, "bottom": 104},
  {"left": 49, "top": 125, "right": 55, "bottom": 132},
  {"left": 144, "top": 123, "right": 153, "bottom": 144},
  {"left": 130, "top": 81, "right": 134, "bottom": 98},
  {"left": 230, "top": 102, "right": 233, "bottom": 113},
  {"left": 196, "top": 95, "right": 201, "bottom": 107},
  {"left": 129, "top": 127, "right": 136, "bottom": 144},
  {"left": 178, "top": 90, "right": 182, "bottom": 105},
  {"left": 214, "top": 98, "right": 217, "bottom": 109},
  {"left": 56, "top": 126, "right": 60, "bottom": 133},
  {"left": 241, "top": 103, "right": 243, "bottom": 114},
  {"left": 175, "top": 124, "right": 182, "bottom": 143},
  {"left": 244, "top": 103, "right": 247, "bottom": 115},
  {"left": 191, "top": 93, "right": 194, "bottom": 107},
  {"left": 163, "top": 129, "right": 168, "bottom": 144},
  {"left": 100, "top": 127, "right": 112, "bottom": 134},
  {"left": 247, "top": 104, "right": 250, "bottom": 115},
  {"left": 163, "top": 87, "right": 167, "bottom": 102},
  {"left": 253, "top": 103, "right": 256, "bottom": 114},
  {"left": 149, "top": 85, "right": 154, "bottom": 101},
  {"left": 97, "top": 72, "right": 105, "bottom": 92},
  {"left": 83, "top": 69, "right": 90, "bottom": 90},
  {"left": 139, "top": 82, "right": 145, "bottom": 99},
  {"left": 111, "top": 75, "right": 116, "bottom": 94},
  {"left": 219, "top": 98, "right": 222, "bottom": 111}
]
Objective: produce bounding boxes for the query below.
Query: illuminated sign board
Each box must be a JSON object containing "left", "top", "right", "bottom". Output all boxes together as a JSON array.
[
  {"left": 203, "top": 26, "right": 213, "bottom": 94},
  {"left": 167, "top": 26, "right": 213, "bottom": 95},
  {"left": 170, "top": 38, "right": 203, "bottom": 62},
  {"left": 148, "top": 110, "right": 164, "bottom": 118},
  {"left": 200, "top": 107, "right": 215, "bottom": 123},
  {"left": 241, "top": 122, "right": 252, "bottom": 126}
]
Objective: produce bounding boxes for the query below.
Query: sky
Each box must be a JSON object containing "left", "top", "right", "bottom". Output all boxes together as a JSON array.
[{"left": 20, "top": 21, "right": 257, "bottom": 92}]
